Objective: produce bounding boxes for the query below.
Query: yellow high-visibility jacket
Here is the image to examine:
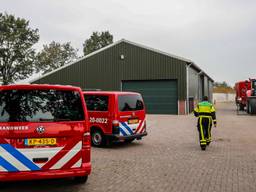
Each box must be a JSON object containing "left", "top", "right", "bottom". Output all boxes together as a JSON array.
[{"left": 194, "top": 101, "right": 217, "bottom": 124}]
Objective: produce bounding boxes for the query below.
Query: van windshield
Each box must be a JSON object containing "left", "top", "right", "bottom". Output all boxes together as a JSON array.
[
  {"left": 118, "top": 95, "right": 144, "bottom": 111},
  {"left": 0, "top": 89, "right": 85, "bottom": 122}
]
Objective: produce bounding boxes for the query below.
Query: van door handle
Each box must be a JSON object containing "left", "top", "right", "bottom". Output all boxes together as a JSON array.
[{"left": 33, "top": 157, "right": 48, "bottom": 163}]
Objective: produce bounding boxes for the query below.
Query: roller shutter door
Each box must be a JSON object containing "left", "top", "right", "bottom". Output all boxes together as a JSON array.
[{"left": 122, "top": 80, "right": 178, "bottom": 114}]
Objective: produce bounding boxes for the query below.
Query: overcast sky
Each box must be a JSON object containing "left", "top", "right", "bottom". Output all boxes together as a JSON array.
[{"left": 1, "top": 0, "right": 256, "bottom": 86}]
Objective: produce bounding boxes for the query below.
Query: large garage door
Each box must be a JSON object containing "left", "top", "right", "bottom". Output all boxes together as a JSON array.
[{"left": 122, "top": 80, "right": 178, "bottom": 114}]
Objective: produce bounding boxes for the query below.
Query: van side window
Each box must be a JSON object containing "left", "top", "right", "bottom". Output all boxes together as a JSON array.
[{"left": 84, "top": 95, "right": 109, "bottom": 111}]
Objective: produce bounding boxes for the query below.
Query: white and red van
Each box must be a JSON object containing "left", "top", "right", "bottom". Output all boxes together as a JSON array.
[
  {"left": 0, "top": 84, "right": 91, "bottom": 183},
  {"left": 83, "top": 91, "right": 147, "bottom": 147}
]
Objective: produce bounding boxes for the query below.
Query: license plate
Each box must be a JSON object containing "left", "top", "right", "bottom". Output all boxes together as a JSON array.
[
  {"left": 25, "top": 138, "right": 57, "bottom": 146},
  {"left": 128, "top": 119, "right": 139, "bottom": 124}
]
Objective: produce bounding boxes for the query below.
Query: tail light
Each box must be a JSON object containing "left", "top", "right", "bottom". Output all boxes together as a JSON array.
[
  {"left": 112, "top": 120, "right": 119, "bottom": 127},
  {"left": 82, "top": 132, "right": 91, "bottom": 163},
  {"left": 112, "top": 120, "right": 120, "bottom": 134},
  {"left": 83, "top": 132, "right": 90, "bottom": 147}
]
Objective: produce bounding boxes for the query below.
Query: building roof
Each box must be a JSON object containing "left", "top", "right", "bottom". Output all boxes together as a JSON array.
[{"left": 31, "top": 39, "right": 214, "bottom": 83}]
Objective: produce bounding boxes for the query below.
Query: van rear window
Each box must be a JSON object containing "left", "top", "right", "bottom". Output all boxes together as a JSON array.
[
  {"left": 0, "top": 89, "right": 85, "bottom": 122},
  {"left": 118, "top": 95, "right": 144, "bottom": 111}
]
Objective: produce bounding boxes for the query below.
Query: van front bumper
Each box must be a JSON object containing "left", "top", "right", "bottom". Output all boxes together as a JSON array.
[
  {"left": 106, "top": 131, "right": 148, "bottom": 141},
  {"left": 0, "top": 162, "right": 91, "bottom": 182}
]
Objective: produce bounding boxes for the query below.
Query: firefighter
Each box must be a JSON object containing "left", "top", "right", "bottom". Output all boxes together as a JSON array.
[{"left": 194, "top": 96, "right": 217, "bottom": 150}]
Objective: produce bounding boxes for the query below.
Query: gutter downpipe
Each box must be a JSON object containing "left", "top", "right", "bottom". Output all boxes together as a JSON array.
[
  {"left": 186, "top": 63, "right": 193, "bottom": 114},
  {"left": 197, "top": 70, "right": 203, "bottom": 102}
]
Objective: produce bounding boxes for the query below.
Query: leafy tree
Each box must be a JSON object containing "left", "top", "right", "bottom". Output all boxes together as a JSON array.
[
  {"left": 214, "top": 81, "right": 229, "bottom": 88},
  {"left": 36, "top": 41, "right": 78, "bottom": 75},
  {"left": 0, "top": 12, "right": 39, "bottom": 85},
  {"left": 83, "top": 31, "right": 113, "bottom": 55}
]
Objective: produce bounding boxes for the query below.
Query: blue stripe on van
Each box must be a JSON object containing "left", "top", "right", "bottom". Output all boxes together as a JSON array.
[
  {"left": 1, "top": 144, "right": 40, "bottom": 171},
  {"left": 119, "top": 128, "right": 127, "bottom": 136},
  {"left": 121, "top": 123, "right": 133, "bottom": 135},
  {"left": 0, "top": 155, "right": 19, "bottom": 172}
]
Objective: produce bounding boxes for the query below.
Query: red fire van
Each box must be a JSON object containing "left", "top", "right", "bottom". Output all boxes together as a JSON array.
[
  {"left": 83, "top": 91, "right": 147, "bottom": 147},
  {"left": 0, "top": 84, "right": 91, "bottom": 183}
]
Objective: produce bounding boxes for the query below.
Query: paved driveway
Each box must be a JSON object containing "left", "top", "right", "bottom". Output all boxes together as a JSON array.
[{"left": 3, "top": 102, "right": 256, "bottom": 192}]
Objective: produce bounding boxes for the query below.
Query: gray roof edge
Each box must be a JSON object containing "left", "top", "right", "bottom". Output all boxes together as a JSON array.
[
  {"left": 122, "top": 39, "right": 214, "bottom": 81},
  {"left": 30, "top": 38, "right": 214, "bottom": 83},
  {"left": 122, "top": 39, "right": 214, "bottom": 82},
  {"left": 188, "top": 62, "right": 214, "bottom": 82},
  {"left": 121, "top": 39, "right": 193, "bottom": 63},
  {"left": 30, "top": 39, "right": 124, "bottom": 83}
]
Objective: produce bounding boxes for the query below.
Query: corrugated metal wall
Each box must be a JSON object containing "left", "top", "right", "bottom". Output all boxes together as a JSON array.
[
  {"left": 204, "top": 76, "right": 209, "bottom": 97},
  {"left": 188, "top": 66, "right": 213, "bottom": 102},
  {"left": 33, "top": 42, "right": 187, "bottom": 100},
  {"left": 208, "top": 80, "right": 213, "bottom": 101},
  {"left": 188, "top": 67, "right": 199, "bottom": 100}
]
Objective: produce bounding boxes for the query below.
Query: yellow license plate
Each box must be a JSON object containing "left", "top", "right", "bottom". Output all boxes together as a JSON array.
[
  {"left": 128, "top": 119, "right": 139, "bottom": 124},
  {"left": 25, "top": 138, "right": 57, "bottom": 146}
]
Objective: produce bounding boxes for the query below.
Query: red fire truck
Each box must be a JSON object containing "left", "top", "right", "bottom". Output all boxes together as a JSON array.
[
  {"left": 235, "top": 79, "right": 256, "bottom": 114},
  {"left": 83, "top": 91, "right": 147, "bottom": 147},
  {"left": 0, "top": 84, "right": 91, "bottom": 183}
]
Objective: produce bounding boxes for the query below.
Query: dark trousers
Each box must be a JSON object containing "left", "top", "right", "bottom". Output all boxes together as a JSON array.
[{"left": 197, "top": 116, "right": 212, "bottom": 146}]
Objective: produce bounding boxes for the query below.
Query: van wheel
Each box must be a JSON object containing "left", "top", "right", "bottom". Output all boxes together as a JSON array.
[
  {"left": 74, "top": 175, "right": 88, "bottom": 184},
  {"left": 91, "top": 129, "right": 106, "bottom": 147}
]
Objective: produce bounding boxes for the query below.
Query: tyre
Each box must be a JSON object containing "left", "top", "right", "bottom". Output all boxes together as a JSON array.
[
  {"left": 239, "top": 104, "right": 245, "bottom": 111},
  {"left": 91, "top": 129, "right": 106, "bottom": 147},
  {"left": 246, "top": 101, "right": 249, "bottom": 113},
  {"left": 250, "top": 99, "right": 256, "bottom": 114},
  {"left": 248, "top": 101, "right": 253, "bottom": 114},
  {"left": 74, "top": 175, "right": 88, "bottom": 184}
]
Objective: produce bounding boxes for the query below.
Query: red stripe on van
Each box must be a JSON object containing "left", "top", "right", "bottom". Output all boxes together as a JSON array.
[
  {"left": 42, "top": 137, "right": 81, "bottom": 170},
  {"left": 140, "top": 126, "right": 145, "bottom": 133},
  {"left": 61, "top": 151, "right": 81, "bottom": 170},
  {"left": 135, "top": 120, "right": 144, "bottom": 134}
]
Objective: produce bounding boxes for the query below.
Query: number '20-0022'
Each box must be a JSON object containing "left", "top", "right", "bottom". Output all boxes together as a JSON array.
[{"left": 89, "top": 117, "right": 108, "bottom": 124}]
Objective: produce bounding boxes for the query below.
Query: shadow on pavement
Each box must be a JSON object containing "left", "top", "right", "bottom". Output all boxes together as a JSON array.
[{"left": 1, "top": 177, "right": 87, "bottom": 192}]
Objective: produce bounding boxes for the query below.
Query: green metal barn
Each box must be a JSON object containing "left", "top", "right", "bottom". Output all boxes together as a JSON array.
[{"left": 31, "top": 39, "right": 214, "bottom": 114}]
